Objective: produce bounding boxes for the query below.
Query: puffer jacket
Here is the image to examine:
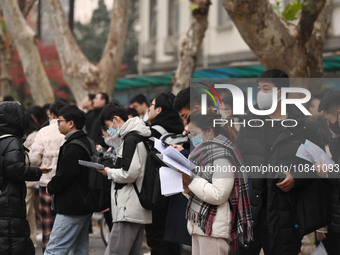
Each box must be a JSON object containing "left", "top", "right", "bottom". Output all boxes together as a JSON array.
[
  {"left": 29, "top": 119, "right": 65, "bottom": 187},
  {"left": 186, "top": 158, "right": 234, "bottom": 239},
  {"left": 106, "top": 117, "right": 152, "bottom": 224},
  {"left": 237, "top": 105, "right": 322, "bottom": 255},
  {"left": 0, "top": 102, "right": 42, "bottom": 255}
]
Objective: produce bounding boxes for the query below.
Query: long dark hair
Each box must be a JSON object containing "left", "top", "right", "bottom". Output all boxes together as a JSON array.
[{"left": 188, "top": 107, "right": 237, "bottom": 144}]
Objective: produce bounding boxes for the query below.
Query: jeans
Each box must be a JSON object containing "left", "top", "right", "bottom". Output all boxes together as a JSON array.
[{"left": 44, "top": 213, "right": 92, "bottom": 255}]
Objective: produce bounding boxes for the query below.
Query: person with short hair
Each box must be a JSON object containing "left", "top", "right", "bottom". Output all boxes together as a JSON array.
[
  {"left": 314, "top": 90, "right": 340, "bottom": 255},
  {"left": 130, "top": 94, "right": 150, "bottom": 122},
  {"left": 44, "top": 105, "right": 92, "bottom": 255},
  {"left": 29, "top": 100, "right": 66, "bottom": 252},
  {"left": 97, "top": 103, "right": 152, "bottom": 255}
]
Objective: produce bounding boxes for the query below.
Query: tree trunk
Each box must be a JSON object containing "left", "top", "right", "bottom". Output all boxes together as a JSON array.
[
  {"left": 0, "top": 23, "right": 12, "bottom": 97},
  {"left": 172, "top": 0, "right": 211, "bottom": 95},
  {"left": 0, "top": 0, "right": 55, "bottom": 105},
  {"left": 44, "top": 0, "right": 130, "bottom": 105},
  {"left": 222, "top": 0, "right": 331, "bottom": 94}
]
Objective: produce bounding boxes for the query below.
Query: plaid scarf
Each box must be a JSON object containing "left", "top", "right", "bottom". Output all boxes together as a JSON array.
[{"left": 187, "top": 134, "right": 253, "bottom": 251}]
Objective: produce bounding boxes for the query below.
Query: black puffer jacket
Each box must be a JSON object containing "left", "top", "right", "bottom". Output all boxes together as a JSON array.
[
  {"left": 237, "top": 105, "right": 322, "bottom": 255},
  {"left": 0, "top": 102, "right": 42, "bottom": 255},
  {"left": 328, "top": 137, "right": 340, "bottom": 233}
]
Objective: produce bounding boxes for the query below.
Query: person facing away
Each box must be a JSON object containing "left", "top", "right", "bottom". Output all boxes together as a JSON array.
[
  {"left": 29, "top": 100, "right": 66, "bottom": 252},
  {"left": 44, "top": 105, "right": 92, "bottom": 255},
  {"left": 0, "top": 101, "right": 50, "bottom": 255},
  {"left": 314, "top": 90, "right": 340, "bottom": 255},
  {"left": 146, "top": 92, "right": 184, "bottom": 255},
  {"left": 97, "top": 103, "right": 152, "bottom": 255},
  {"left": 236, "top": 69, "right": 322, "bottom": 255},
  {"left": 181, "top": 108, "right": 252, "bottom": 255},
  {"left": 130, "top": 94, "right": 150, "bottom": 123}
]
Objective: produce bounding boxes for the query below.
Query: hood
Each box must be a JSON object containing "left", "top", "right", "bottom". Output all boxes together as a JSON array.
[
  {"left": 118, "top": 117, "right": 151, "bottom": 139},
  {"left": 0, "top": 101, "right": 25, "bottom": 137},
  {"left": 151, "top": 111, "right": 184, "bottom": 134}
]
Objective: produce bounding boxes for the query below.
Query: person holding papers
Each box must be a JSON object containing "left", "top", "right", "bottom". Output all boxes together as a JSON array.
[
  {"left": 182, "top": 109, "right": 253, "bottom": 254},
  {"left": 314, "top": 90, "right": 340, "bottom": 255},
  {"left": 97, "top": 103, "right": 152, "bottom": 255}
]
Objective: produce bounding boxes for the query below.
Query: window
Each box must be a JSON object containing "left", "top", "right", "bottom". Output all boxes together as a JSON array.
[
  {"left": 217, "top": 0, "right": 232, "bottom": 30},
  {"left": 168, "top": 0, "right": 179, "bottom": 36},
  {"left": 149, "top": 0, "right": 157, "bottom": 39}
]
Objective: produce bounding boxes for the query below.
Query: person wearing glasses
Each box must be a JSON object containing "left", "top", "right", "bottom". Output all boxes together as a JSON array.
[
  {"left": 28, "top": 100, "right": 66, "bottom": 252},
  {"left": 45, "top": 105, "right": 92, "bottom": 255}
]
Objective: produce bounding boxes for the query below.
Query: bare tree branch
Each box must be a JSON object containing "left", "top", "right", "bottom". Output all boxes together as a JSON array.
[
  {"left": 172, "top": 0, "right": 211, "bottom": 95},
  {"left": 298, "top": 0, "right": 326, "bottom": 46},
  {"left": 22, "top": 0, "right": 36, "bottom": 18},
  {"left": 0, "top": 0, "right": 54, "bottom": 105}
]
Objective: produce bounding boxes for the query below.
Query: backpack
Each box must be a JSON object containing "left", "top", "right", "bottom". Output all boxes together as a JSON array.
[
  {"left": 65, "top": 137, "right": 112, "bottom": 212},
  {"left": 0, "top": 134, "right": 14, "bottom": 196},
  {"left": 152, "top": 125, "right": 188, "bottom": 146},
  {"left": 119, "top": 132, "right": 168, "bottom": 210}
]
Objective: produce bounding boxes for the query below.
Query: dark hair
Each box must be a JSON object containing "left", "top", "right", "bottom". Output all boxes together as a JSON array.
[
  {"left": 3, "top": 95, "right": 14, "bottom": 101},
  {"left": 50, "top": 100, "right": 67, "bottom": 117},
  {"left": 30, "top": 106, "right": 48, "bottom": 127},
  {"left": 221, "top": 96, "right": 233, "bottom": 108},
  {"left": 257, "top": 69, "right": 289, "bottom": 89},
  {"left": 188, "top": 107, "right": 236, "bottom": 144},
  {"left": 88, "top": 93, "right": 95, "bottom": 101},
  {"left": 154, "top": 92, "right": 175, "bottom": 112},
  {"left": 127, "top": 107, "right": 139, "bottom": 117},
  {"left": 43, "top": 103, "right": 51, "bottom": 112},
  {"left": 130, "top": 94, "right": 149, "bottom": 107},
  {"left": 59, "top": 105, "right": 86, "bottom": 130},
  {"left": 318, "top": 90, "right": 340, "bottom": 112},
  {"left": 173, "top": 88, "right": 190, "bottom": 112},
  {"left": 97, "top": 92, "right": 109, "bottom": 105},
  {"left": 100, "top": 103, "right": 128, "bottom": 128}
]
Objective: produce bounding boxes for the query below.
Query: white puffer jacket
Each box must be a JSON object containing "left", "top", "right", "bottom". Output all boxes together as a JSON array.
[
  {"left": 106, "top": 117, "right": 152, "bottom": 224},
  {"left": 187, "top": 158, "right": 234, "bottom": 239},
  {"left": 29, "top": 119, "right": 65, "bottom": 187}
]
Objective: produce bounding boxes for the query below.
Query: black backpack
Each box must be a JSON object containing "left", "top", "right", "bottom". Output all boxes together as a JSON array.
[
  {"left": 123, "top": 132, "right": 168, "bottom": 210},
  {"left": 65, "top": 137, "right": 112, "bottom": 212}
]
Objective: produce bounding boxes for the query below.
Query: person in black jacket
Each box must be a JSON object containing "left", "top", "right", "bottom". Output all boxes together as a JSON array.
[
  {"left": 0, "top": 101, "right": 47, "bottom": 255},
  {"left": 315, "top": 90, "right": 340, "bottom": 255},
  {"left": 45, "top": 105, "right": 92, "bottom": 255},
  {"left": 236, "top": 69, "right": 322, "bottom": 255}
]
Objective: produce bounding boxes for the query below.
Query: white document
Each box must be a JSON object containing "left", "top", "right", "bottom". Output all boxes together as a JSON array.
[
  {"left": 149, "top": 137, "right": 167, "bottom": 153},
  {"left": 296, "top": 140, "right": 335, "bottom": 165},
  {"left": 157, "top": 154, "right": 192, "bottom": 176},
  {"left": 78, "top": 160, "right": 105, "bottom": 169},
  {"left": 159, "top": 167, "right": 183, "bottom": 197}
]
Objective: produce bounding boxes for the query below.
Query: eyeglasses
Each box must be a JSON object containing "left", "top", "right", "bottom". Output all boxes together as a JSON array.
[{"left": 57, "top": 119, "right": 67, "bottom": 125}]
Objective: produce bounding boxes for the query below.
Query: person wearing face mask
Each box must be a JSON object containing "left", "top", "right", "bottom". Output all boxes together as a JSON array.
[
  {"left": 181, "top": 109, "right": 252, "bottom": 254},
  {"left": 97, "top": 103, "right": 152, "bottom": 255},
  {"left": 236, "top": 69, "right": 322, "bottom": 255},
  {"left": 313, "top": 90, "right": 340, "bottom": 255}
]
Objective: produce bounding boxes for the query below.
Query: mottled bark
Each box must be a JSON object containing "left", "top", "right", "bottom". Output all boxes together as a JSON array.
[
  {"left": 222, "top": 0, "right": 331, "bottom": 94},
  {"left": 0, "top": 0, "right": 54, "bottom": 105},
  {"left": 172, "top": 0, "right": 211, "bottom": 95},
  {"left": 0, "top": 23, "right": 12, "bottom": 97},
  {"left": 44, "top": 0, "right": 130, "bottom": 104}
]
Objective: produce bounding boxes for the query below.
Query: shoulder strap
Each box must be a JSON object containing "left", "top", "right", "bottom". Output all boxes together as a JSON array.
[
  {"left": 151, "top": 125, "right": 168, "bottom": 136},
  {"left": 0, "top": 134, "right": 14, "bottom": 140},
  {"left": 66, "top": 139, "right": 92, "bottom": 156}
]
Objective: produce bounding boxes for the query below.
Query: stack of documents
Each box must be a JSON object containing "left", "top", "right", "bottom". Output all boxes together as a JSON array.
[
  {"left": 296, "top": 139, "right": 335, "bottom": 165},
  {"left": 151, "top": 137, "right": 194, "bottom": 196}
]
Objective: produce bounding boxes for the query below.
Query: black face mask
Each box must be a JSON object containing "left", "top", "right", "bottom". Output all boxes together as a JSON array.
[{"left": 329, "top": 113, "right": 340, "bottom": 135}]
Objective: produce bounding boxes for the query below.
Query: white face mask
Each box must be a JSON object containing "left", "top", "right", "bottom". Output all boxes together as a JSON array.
[{"left": 257, "top": 91, "right": 280, "bottom": 110}]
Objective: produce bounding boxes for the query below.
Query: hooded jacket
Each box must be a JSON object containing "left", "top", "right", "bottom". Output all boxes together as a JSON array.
[
  {"left": 106, "top": 117, "right": 152, "bottom": 224},
  {"left": 150, "top": 111, "right": 184, "bottom": 138},
  {"left": 0, "top": 102, "right": 42, "bottom": 255}
]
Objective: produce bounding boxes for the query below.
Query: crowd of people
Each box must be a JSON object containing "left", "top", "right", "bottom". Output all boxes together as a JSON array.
[{"left": 0, "top": 68, "right": 340, "bottom": 255}]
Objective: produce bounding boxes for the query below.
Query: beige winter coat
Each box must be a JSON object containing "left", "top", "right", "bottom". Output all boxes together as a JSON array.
[
  {"left": 29, "top": 119, "right": 65, "bottom": 187},
  {"left": 106, "top": 117, "right": 152, "bottom": 224},
  {"left": 187, "top": 158, "right": 234, "bottom": 239}
]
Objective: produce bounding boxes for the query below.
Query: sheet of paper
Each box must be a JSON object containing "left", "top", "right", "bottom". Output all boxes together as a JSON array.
[
  {"left": 149, "top": 137, "right": 167, "bottom": 153},
  {"left": 162, "top": 145, "right": 195, "bottom": 170},
  {"left": 78, "top": 160, "right": 105, "bottom": 169},
  {"left": 159, "top": 167, "right": 183, "bottom": 197},
  {"left": 296, "top": 144, "right": 315, "bottom": 163},
  {"left": 303, "top": 140, "right": 335, "bottom": 165},
  {"left": 157, "top": 154, "right": 191, "bottom": 176}
]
